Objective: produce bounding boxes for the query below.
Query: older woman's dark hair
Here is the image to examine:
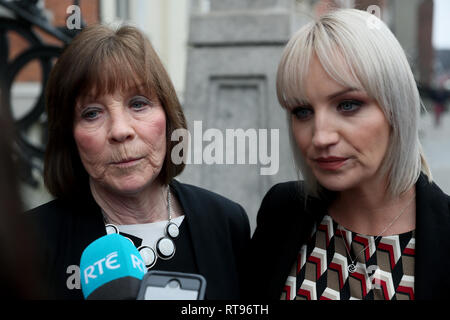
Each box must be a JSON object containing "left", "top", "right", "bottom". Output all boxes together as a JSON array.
[{"left": 44, "top": 24, "right": 187, "bottom": 199}]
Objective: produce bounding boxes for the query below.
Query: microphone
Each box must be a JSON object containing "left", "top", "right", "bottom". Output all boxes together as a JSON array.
[{"left": 80, "top": 233, "right": 147, "bottom": 299}]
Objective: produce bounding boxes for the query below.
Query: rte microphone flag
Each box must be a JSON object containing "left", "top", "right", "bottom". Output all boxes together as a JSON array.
[{"left": 80, "top": 233, "right": 147, "bottom": 299}]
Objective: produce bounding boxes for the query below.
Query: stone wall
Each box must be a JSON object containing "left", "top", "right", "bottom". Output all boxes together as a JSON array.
[{"left": 180, "top": 0, "right": 310, "bottom": 233}]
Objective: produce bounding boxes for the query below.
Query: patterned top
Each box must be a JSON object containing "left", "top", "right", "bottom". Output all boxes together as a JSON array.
[{"left": 281, "top": 215, "right": 415, "bottom": 300}]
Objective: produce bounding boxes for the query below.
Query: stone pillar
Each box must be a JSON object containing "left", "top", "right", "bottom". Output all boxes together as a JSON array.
[
  {"left": 390, "top": 0, "right": 422, "bottom": 76},
  {"left": 417, "top": 0, "right": 434, "bottom": 86},
  {"left": 180, "top": 0, "right": 310, "bottom": 232}
]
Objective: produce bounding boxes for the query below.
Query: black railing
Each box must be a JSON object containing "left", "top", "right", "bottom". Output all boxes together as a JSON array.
[{"left": 0, "top": 0, "right": 85, "bottom": 187}]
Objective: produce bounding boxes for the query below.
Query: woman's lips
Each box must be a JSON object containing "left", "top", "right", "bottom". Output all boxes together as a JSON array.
[
  {"left": 111, "top": 157, "right": 143, "bottom": 167},
  {"left": 314, "top": 157, "right": 349, "bottom": 171}
]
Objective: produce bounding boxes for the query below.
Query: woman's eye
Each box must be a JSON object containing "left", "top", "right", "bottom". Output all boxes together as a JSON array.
[
  {"left": 292, "top": 107, "right": 313, "bottom": 120},
  {"left": 131, "top": 101, "right": 145, "bottom": 109},
  {"left": 338, "top": 100, "right": 362, "bottom": 113},
  {"left": 81, "top": 109, "right": 101, "bottom": 120},
  {"left": 130, "top": 97, "right": 151, "bottom": 110}
]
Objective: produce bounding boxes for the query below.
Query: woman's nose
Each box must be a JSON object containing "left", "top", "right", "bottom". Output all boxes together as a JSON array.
[
  {"left": 108, "top": 111, "right": 135, "bottom": 143},
  {"left": 311, "top": 112, "right": 339, "bottom": 149}
]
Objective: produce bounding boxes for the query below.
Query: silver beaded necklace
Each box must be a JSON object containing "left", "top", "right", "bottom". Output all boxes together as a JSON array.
[{"left": 104, "top": 186, "right": 180, "bottom": 270}]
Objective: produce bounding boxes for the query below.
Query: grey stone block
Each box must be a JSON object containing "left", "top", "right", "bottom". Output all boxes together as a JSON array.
[{"left": 181, "top": 0, "right": 309, "bottom": 233}]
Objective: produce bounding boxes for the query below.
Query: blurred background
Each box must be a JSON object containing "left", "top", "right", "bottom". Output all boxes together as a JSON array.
[{"left": 0, "top": 0, "right": 449, "bottom": 234}]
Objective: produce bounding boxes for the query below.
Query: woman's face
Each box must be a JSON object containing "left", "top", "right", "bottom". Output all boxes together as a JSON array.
[
  {"left": 73, "top": 87, "right": 166, "bottom": 195},
  {"left": 290, "top": 56, "right": 391, "bottom": 192}
]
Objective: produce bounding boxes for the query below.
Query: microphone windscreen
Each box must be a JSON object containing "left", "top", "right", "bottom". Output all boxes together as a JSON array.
[{"left": 80, "top": 233, "right": 147, "bottom": 299}]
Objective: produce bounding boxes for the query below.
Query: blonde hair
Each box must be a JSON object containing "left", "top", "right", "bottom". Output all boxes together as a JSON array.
[{"left": 276, "top": 8, "right": 432, "bottom": 198}]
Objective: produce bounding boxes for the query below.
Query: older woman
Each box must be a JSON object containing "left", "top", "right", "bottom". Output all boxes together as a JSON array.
[
  {"left": 29, "top": 24, "right": 250, "bottom": 300},
  {"left": 245, "top": 9, "right": 450, "bottom": 300}
]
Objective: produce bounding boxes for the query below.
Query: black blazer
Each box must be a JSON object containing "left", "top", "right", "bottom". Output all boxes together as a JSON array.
[
  {"left": 28, "top": 179, "right": 250, "bottom": 300},
  {"left": 244, "top": 173, "right": 450, "bottom": 300}
]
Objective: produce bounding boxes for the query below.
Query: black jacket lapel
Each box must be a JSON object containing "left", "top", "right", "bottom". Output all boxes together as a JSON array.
[
  {"left": 414, "top": 173, "right": 450, "bottom": 299},
  {"left": 170, "top": 180, "right": 239, "bottom": 299}
]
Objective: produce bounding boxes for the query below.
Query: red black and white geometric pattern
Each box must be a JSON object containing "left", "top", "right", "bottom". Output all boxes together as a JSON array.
[{"left": 280, "top": 215, "right": 415, "bottom": 300}]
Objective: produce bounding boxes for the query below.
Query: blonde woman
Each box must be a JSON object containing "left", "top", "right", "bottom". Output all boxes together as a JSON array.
[{"left": 245, "top": 9, "right": 450, "bottom": 300}]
